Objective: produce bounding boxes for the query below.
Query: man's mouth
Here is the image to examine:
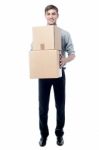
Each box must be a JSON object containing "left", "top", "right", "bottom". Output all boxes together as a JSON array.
[{"left": 49, "top": 19, "right": 54, "bottom": 21}]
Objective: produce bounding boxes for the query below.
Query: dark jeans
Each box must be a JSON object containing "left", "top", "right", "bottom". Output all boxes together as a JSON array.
[{"left": 38, "top": 69, "right": 66, "bottom": 138}]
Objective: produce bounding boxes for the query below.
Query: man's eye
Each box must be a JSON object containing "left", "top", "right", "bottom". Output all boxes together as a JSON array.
[{"left": 52, "top": 13, "right": 56, "bottom": 15}]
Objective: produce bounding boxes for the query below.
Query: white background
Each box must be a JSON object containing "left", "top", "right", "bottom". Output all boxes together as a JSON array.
[{"left": 0, "top": 0, "right": 99, "bottom": 149}]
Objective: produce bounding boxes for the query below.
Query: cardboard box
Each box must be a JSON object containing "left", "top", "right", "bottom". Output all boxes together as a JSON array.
[
  {"left": 32, "top": 25, "right": 61, "bottom": 50},
  {"left": 29, "top": 50, "right": 62, "bottom": 78}
]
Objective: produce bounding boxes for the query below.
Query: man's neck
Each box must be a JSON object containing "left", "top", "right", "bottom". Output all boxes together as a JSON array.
[{"left": 47, "top": 23, "right": 57, "bottom": 26}]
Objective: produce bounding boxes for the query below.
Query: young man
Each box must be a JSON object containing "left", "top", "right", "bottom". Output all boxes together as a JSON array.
[{"left": 38, "top": 5, "right": 75, "bottom": 146}]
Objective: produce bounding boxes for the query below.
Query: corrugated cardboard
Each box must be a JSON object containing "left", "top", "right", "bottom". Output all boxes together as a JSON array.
[
  {"left": 32, "top": 25, "right": 61, "bottom": 50},
  {"left": 29, "top": 50, "right": 62, "bottom": 78}
]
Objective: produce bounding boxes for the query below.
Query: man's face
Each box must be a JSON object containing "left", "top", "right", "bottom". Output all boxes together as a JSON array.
[{"left": 45, "top": 9, "right": 59, "bottom": 25}]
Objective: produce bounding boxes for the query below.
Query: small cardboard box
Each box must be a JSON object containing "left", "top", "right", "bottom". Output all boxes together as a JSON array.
[
  {"left": 29, "top": 50, "right": 62, "bottom": 78},
  {"left": 32, "top": 25, "right": 61, "bottom": 50}
]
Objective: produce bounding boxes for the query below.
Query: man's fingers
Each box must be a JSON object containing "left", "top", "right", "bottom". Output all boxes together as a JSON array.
[{"left": 59, "top": 59, "right": 63, "bottom": 68}]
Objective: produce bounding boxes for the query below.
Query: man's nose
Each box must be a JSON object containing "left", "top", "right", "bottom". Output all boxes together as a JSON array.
[{"left": 49, "top": 15, "right": 53, "bottom": 18}]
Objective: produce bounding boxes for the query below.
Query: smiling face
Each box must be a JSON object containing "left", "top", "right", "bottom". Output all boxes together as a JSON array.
[{"left": 45, "top": 9, "right": 59, "bottom": 25}]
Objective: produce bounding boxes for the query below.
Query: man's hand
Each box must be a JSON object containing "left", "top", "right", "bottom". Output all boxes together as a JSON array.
[
  {"left": 59, "top": 55, "right": 66, "bottom": 68},
  {"left": 59, "top": 54, "right": 75, "bottom": 68}
]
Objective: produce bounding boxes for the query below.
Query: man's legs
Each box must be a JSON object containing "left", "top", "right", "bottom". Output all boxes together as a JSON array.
[
  {"left": 38, "top": 79, "right": 52, "bottom": 138},
  {"left": 53, "top": 69, "right": 66, "bottom": 137}
]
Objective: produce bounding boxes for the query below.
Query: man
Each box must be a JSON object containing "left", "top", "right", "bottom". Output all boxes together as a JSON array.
[{"left": 38, "top": 5, "right": 75, "bottom": 146}]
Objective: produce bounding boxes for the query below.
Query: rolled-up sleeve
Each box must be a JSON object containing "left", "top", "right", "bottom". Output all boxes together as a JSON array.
[{"left": 64, "top": 32, "right": 75, "bottom": 55}]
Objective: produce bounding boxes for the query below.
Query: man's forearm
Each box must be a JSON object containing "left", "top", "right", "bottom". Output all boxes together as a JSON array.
[
  {"left": 65, "top": 54, "right": 75, "bottom": 64},
  {"left": 60, "top": 54, "right": 75, "bottom": 68}
]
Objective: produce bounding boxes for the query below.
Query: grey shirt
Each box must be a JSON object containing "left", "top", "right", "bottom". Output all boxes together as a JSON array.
[{"left": 61, "top": 29, "right": 75, "bottom": 56}]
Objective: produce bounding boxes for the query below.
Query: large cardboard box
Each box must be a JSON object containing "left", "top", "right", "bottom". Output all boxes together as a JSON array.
[
  {"left": 29, "top": 50, "right": 62, "bottom": 78},
  {"left": 32, "top": 25, "right": 61, "bottom": 50}
]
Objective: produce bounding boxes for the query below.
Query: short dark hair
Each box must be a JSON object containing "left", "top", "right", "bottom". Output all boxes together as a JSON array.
[{"left": 45, "top": 5, "right": 58, "bottom": 14}]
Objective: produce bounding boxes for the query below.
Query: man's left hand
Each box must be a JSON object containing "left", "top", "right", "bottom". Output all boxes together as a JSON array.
[{"left": 59, "top": 55, "right": 66, "bottom": 68}]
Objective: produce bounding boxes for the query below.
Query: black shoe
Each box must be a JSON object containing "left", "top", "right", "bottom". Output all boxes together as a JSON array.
[
  {"left": 57, "top": 136, "right": 64, "bottom": 146},
  {"left": 39, "top": 137, "right": 47, "bottom": 147}
]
